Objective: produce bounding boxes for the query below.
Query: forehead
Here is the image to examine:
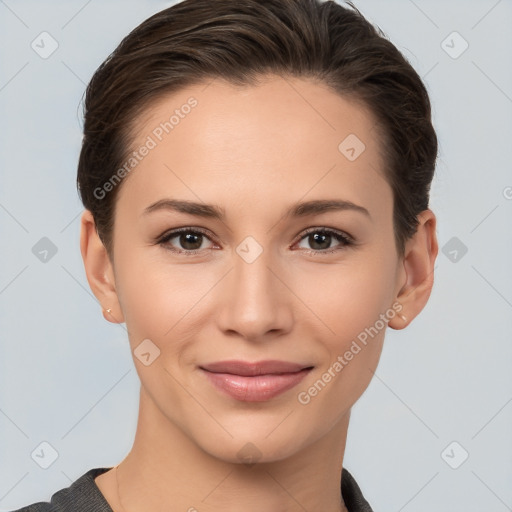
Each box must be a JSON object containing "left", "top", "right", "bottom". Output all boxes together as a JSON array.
[{"left": 118, "top": 75, "right": 391, "bottom": 220}]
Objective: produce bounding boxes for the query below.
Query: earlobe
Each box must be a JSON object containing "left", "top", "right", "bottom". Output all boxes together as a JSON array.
[
  {"left": 388, "top": 209, "right": 438, "bottom": 330},
  {"left": 79, "top": 210, "right": 124, "bottom": 324}
]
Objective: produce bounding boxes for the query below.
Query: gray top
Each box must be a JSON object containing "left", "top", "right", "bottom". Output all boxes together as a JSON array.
[{"left": 11, "top": 466, "right": 374, "bottom": 511}]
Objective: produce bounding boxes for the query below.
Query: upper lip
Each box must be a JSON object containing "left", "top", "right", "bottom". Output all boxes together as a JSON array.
[{"left": 200, "top": 360, "right": 313, "bottom": 376}]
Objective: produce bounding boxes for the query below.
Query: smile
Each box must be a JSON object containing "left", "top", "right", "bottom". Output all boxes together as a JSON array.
[{"left": 200, "top": 360, "right": 314, "bottom": 402}]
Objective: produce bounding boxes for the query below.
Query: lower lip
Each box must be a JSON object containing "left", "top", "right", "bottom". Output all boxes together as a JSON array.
[{"left": 201, "top": 368, "right": 312, "bottom": 402}]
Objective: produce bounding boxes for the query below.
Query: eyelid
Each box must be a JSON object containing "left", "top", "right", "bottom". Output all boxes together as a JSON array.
[
  {"left": 293, "top": 226, "right": 355, "bottom": 245},
  {"left": 156, "top": 225, "right": 355, "bottom": 254},
  {"left": 291, "top": 227, "right": 354, "bottom": 255},
  {"left": 156, "top": 226, "right": 218, "bottom": 248}
]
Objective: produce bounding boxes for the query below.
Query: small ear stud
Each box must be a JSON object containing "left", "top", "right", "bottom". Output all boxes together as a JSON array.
[
  {"left": 105, "top": 308, "right": 112, "bottom": 314},
  {"left": 398, "top": 313, "right": 407, "bottom": 323}
]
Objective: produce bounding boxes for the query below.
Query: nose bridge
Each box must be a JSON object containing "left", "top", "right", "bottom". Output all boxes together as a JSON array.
[{"left": 217, "top": 234, "right": 292, "bottom": 339}]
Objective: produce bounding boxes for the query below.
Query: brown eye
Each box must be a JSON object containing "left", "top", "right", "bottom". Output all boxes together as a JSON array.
[
  {"left": 295, "top": 228, "right": 353, "bottom": 254},
  {"left": 176, "top": 232, "right": 204, "bottom": 250},
  {"left": 158, "top": 228, "right": 215, "bottom": 254}
]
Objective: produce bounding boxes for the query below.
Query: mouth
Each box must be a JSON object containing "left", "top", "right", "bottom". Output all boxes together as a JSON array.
[{"left": 199, "top": 360, "right": 314, "bottom": 402}]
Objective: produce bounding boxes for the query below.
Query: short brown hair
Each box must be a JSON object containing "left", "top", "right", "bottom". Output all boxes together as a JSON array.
[{"left": 77, "top": 0, "right": 437, "bottom": 258}]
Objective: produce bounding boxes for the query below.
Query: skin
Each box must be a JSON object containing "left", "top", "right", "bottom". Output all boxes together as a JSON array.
[{"left": 81, "top": 75, "right": 438, "bottom": 512}]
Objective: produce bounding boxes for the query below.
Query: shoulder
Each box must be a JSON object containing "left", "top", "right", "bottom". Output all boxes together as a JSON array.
[
  {"left": 10, "top": 467, "right": 113, "bottom": 512},
  {"left": 341, "top": 467, "right": 374, "bottom": 512}
]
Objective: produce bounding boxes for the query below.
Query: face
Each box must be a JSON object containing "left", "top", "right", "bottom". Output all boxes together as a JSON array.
[{"left": 95, "top": 75, "right": 410, "bottom": 463}]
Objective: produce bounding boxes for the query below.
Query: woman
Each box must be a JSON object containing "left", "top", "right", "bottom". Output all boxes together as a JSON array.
[{"left": 14, "top": 0, "right": 438, "bottom": 510}]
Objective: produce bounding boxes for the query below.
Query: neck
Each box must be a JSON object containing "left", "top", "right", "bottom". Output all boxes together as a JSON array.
[{"left": 110, "top": 386, "right": 351, "bottom": 512}]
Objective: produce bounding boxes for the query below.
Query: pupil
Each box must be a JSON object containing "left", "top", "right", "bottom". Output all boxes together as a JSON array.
[
  {"left": 310, "top": 232, "right": 330, "bottom": 250},
  {"left": 181, "top": 233, "right": 201, "bottom": 250}
]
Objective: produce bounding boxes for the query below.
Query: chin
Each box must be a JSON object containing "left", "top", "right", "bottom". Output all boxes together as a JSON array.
[
  {"left": 189, "top": 421, "right": 313, "bottom": 466},
  {"left": 205, "top": 440, "right": 298, "bottom": 466}
]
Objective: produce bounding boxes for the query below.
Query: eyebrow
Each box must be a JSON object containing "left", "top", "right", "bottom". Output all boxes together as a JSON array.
[{"left": 143, "top": 198, "right": 371, "bottom": 220}]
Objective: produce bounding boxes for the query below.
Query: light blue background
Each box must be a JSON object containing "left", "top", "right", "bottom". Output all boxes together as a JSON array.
[{"left": 1, "top": 1, "right": 511, "bottom": 510}]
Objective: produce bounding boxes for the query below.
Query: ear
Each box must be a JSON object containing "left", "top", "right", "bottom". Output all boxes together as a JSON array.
[
  {"left": 388, "top": 209, "right": 438, "bottom": 330},
  {"left": 80, "top": 210, "right": 124, "bottom": 324}
]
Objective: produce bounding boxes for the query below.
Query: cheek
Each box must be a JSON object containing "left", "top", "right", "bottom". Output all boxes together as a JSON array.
[
  {"left": 293, "top": 254, "right": 396, "bottom": 347},
  {"left": 295, "top": 274, "right": 390, "bottom": 425},
  {"left": 292, "top": 252, "right": 395, "bottom": 405},
  {"left": 114, "top": 250, "right": 217, "bottom": 353}
]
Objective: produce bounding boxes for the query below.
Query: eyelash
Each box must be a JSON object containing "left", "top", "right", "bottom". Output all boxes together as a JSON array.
[{"left": 155, "top": 226, "right": 354, "bottom": 256}]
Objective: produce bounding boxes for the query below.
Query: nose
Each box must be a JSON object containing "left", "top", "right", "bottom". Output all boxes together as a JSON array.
[{"left": 216, "top": 242, "right": 294, "bottom": 343}]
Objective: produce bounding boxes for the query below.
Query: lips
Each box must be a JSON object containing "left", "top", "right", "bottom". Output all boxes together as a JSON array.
[{"left": 200, "top": 360, "right": 313, "bottom": 402}]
